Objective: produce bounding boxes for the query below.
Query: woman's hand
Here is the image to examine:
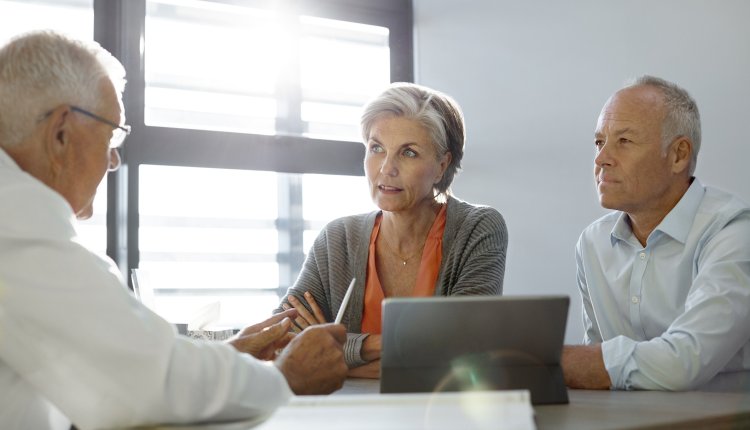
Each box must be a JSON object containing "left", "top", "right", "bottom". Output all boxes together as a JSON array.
[
  {"left": 348, "top": 360, "right": 381, "bottom": 379},
  {"left": 348, "top": 334, "right": 382, "bottom": 378},
  {"left": 282, "top": 293, "right": 384, "bottom": 375},
  {"left": 282, "top": 291, "right": 328, "bottom": 333},
  {"left": 361, "top": 334, "right": 381, "bottom": 362}
]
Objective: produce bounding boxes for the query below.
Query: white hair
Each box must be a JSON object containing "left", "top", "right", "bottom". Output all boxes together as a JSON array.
[
  {"left": 0, "top": 30, "right": 126, "bottom": 148},
  {"left": 624, "top": 75, "right": 702, "bottom": 175}
]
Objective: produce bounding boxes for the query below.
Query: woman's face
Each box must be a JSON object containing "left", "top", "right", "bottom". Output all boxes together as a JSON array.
[{"left": 364, "top": 115, "right": 450, "bottom": 214}]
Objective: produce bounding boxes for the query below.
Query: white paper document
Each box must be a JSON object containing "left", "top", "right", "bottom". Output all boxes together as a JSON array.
[
  {"left": 131, "top": 390, "right": 534, "bottom": 430},
  {"left": 253, "top": 390, "right": 535, "bottom": 430}
]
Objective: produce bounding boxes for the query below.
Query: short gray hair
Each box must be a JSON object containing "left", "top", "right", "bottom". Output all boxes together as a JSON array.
[
  {"left": 0, "top": 30, "right": 126, "bottom": 148},
  {"left": 360, "top": 82, "right": 465, "bottom": 199},
  {"left": 624, "top": 75, "right": 701, "bottom": 175}
]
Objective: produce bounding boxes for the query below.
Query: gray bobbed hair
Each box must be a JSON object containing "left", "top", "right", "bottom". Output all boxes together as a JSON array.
[{"left": 360, "top": 82, "right": 465, "bottom": 199}]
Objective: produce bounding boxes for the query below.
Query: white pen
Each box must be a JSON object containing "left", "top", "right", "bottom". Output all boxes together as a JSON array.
[{"left": 334, "top": 278, "right": 356, "bottom": 324}]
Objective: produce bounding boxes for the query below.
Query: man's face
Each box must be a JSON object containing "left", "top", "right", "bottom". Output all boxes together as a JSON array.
[
  {"left": 57, "top": 79, "right": 123, "bottom": 219},
  {"left": 593, "top": 86, "right": 676, "bottom": 217}
]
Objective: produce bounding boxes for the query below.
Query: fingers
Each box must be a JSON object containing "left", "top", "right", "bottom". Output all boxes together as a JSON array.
[
  {"left": 282, "top": 302, "right": 306, "bottom": 333},
  {"left": 289, "top": 295, "right": 317, "bottom": 323},
  {"left": 304, "top": 291, "right": 327, "bottom": 323},
  {"left": 239, "top": 308, "right": 298, "bottom": 336},
  {"left": 268, "top": 308, "right": 298, "bottom": 325},
  {"left": 286, "top": 294, "right": 320, "bottom": 329},
  {"left": 261, "top": 317, "right": 292, "bottom": 341},
  {"left": 229, "top": 317, "right": 292, "bottom": 357},
  {"left": 271, "top": 332, "right": 295, "bottom": 351},
  {"left": 256, "top": 331, "right": 296, "bottom": 361}
]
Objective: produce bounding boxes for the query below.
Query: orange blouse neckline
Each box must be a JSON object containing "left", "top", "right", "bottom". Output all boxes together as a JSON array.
[{"left": 361, "top": 205, "right": 447, "bottom": 334}]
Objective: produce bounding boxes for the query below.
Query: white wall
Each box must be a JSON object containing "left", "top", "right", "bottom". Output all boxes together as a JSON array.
[{"left": 413, "top": 0, "right": 750, "bottom": 343}]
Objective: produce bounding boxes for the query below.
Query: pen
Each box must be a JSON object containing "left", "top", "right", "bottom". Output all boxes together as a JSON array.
[{"left": 334, "top": 278, "right": 356, "bottom": 324}]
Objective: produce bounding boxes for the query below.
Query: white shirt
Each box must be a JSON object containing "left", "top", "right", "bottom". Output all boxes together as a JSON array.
[
  {"left": 576, "top": 179, "right": 750, "bottom": 391},
  {"left": 0, "top": 148, "right": 292, "bottom": 429}
]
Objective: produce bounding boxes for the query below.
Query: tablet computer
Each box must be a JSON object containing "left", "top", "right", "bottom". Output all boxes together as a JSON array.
[{"left": 380, "top": 295, "right": 569, "bottom": 405}]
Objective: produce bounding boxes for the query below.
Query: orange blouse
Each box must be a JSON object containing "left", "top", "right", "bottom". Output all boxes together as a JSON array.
[{"left": 361, "top": 205, "right": 447, "bottom": 334}]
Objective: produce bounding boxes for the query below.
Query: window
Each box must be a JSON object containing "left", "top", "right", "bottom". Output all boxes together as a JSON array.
[
  {"left": 0, "top": 0, "right": 93, "bottom": 42},
  {"left": 137, "top": 165, "right": 282, "bottom": 326},
  {"left": 144, "top": 1, "right": 278, "bottom": 135},
  {"left": 298, "top": 15, "right": 390, "bottom": 140},
  {"left": 135, "top": 166, "right": 375, "bottom": 326},
  {"left": 302, "top": 173, "right": 374, "bottom": 251},
  {"left": 2, "top": 0, "right": 410, "bottom": 327},
  {"left": 102, "top": 0, "right": 413, "bottom": 326},
  {"left": 144, "top": 0, "right": 391, "bottom": 141}
]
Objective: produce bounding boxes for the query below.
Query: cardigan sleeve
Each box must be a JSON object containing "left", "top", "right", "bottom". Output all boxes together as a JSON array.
[
  {"left": 274, "top": 228, "right": 333, "bottom": 321},
  {"left": 274, "top": 217, "right": 371, "bottom": 367},
  {"left": 440, "top": 204, "right": 507, "bottom": 296}
]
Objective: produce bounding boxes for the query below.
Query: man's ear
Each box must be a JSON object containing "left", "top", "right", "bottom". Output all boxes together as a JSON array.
[
  {"left": 669, "top": 136, "right": 692, "bottom": 175},
  {"left": 42, "top": 105, "right": 73, "bottom": 175}
]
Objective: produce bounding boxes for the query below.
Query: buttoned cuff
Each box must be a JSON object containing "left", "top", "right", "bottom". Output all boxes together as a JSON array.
[
  {"left": 344, "top": 333, "right": 370, "bottom": 367},
  {"left": 602, "top": 335, "right": 639, "bottom": 390}
]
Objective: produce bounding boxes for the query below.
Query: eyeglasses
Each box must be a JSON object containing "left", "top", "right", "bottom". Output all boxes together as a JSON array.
[{"left": 70, "top": 105, "right": 131, "bottom": 148}]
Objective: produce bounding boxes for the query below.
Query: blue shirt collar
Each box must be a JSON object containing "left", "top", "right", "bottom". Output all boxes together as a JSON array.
[
  {"left": 610, "top": 212, "right": 632, "bottom": 246},
  {"left": 610, "top": 178, "right": 705, "bottom": 246}
]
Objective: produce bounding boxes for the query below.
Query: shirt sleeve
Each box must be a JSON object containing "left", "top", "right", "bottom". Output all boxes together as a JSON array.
[
  {"left": 602, "top": 214, "right": 750, "bottom": 391},
  {"left": 0, "top": 182, "right": 292, "bottom": 429}
]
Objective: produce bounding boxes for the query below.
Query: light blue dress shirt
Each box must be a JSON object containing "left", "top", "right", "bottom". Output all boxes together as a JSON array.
[{"left": 576, "top": 179, "right": 750, "bottom": 391}]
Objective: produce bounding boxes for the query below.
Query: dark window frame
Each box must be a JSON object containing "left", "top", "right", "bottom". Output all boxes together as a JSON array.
[{"left": 92, "top": 0, "right": 413, "bottom": 293}]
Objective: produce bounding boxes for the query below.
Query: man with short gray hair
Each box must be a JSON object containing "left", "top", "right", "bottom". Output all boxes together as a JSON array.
[
  {"left": 562, "top": 76, "right": 750, "bottom": 391},
  {"left": 0, "top": 31, "right": 347, "bottom": 429}
]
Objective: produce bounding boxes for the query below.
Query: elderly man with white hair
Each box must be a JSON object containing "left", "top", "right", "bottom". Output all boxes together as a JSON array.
[
  {"left": 562, "top": 76, "right": 750, "bottom": 392},
  {"left": 0, "top": 31, "right": 348, "bottom": 430}
]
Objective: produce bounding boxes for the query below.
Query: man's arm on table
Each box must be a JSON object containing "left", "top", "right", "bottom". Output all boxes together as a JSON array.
[{"left": 561, "top": 345, "right": 611, "bottom": 390}]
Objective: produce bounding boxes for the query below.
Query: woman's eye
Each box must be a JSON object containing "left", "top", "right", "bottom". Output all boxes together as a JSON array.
[
  {"left": 369, "top": 144, "right": 384, "bottom": 153},
  {"left": 403, "top": 148, "right": 417, "bottom": 158}
]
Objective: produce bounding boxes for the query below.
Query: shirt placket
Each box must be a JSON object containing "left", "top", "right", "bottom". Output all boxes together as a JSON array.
[{"left": 629, "top": 247, "right": 649, "bottom": 337}]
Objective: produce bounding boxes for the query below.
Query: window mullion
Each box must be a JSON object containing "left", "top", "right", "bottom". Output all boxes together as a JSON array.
[{"left": 276, "top": 174, "right": 305, "bottom": 297}]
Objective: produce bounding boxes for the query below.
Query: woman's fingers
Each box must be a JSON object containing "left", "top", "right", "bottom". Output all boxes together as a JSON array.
[
  {"left": 288, "top": 295, "right": 317, "bottom": 329},
  {"left": 282, "top": 302, "right": 306, "bottom": 333},
  {"left": 304, "top": 291, "right": 327, "bottom": 323}
]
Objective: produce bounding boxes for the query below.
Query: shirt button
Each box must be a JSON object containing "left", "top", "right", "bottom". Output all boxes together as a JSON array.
[
  {"left": 631, "top": 296, "right": 640, "bottom": 304},
  {"left": 639, "top": 252, "right": 646, "bottom": 260}
]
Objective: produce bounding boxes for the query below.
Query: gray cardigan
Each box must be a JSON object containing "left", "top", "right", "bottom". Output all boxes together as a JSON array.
[{"left": 276, "top": 196, "right": 508, "bottom": 365}]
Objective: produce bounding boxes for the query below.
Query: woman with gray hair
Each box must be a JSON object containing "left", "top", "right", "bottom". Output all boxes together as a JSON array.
[{"left": 277, "top": 82, "right": 508, "bottom": 378}]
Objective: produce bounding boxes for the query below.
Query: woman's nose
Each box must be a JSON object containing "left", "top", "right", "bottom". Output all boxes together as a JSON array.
[{"left": 380, "top": 154, "right": 398, "bottom": 176}]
